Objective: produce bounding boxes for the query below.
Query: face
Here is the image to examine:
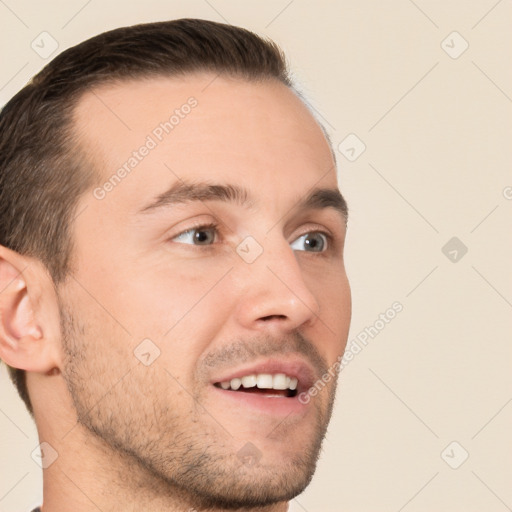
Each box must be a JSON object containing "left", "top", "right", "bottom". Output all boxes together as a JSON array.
[{"left": 58, "top": 73, "right": 351, "bottom": 508}]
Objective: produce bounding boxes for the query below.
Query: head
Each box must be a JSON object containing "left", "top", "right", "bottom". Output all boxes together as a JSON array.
[{"left": 0, "top": 19, "right": 351, "bottom": 509}]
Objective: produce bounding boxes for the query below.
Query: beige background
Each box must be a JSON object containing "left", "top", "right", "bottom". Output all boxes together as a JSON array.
[{"left": 1, "top": 1, "right": 511, "bottom": 511}]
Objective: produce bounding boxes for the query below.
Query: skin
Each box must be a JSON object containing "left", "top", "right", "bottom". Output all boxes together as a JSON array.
[{"left": 0, "top": 73, "right": 351, "bottom": 511}]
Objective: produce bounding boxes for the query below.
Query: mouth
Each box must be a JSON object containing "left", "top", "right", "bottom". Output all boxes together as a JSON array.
[
  {"left": 213, "top": 372, "right": 298, "bottom": 398},
  {"left": 209, "top": 359, "right": 315, "bottom": 416}
]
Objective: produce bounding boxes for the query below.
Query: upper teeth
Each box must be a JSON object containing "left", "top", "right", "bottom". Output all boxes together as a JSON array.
[{"left": 218, "top": 373, "right": 298, "bottom": 391}]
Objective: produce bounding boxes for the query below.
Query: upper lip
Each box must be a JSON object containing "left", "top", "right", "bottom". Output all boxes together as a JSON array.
[{"left": 210, "top": 357, "right": 317, "bottom": 393}]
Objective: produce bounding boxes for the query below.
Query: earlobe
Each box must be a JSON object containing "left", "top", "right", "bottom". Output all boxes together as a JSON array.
[{"left": 0, "top": 245, "right": 61, "bottom": 373}]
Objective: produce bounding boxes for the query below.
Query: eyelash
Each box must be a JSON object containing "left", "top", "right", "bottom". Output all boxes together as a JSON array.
[
  {"left": 169, "top": 221, "right": 219, "bottom": 244},
  {"left": 170, "top": 222, "right": 334, "bottom": 250}
]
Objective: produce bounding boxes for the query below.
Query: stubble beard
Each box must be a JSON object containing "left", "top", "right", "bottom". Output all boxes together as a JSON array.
[{"left": 58, "top": 300, "right": 338, "bottom": 509}]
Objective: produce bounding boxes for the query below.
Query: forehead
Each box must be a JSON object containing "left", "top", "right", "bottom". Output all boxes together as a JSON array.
[{"left": 72, "top": 73, "right": 337, "bottom": 214}]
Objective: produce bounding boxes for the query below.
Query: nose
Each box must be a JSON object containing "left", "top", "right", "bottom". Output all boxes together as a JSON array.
[{"left": 233, "top": 237, "right": 321, "bottom": 334}]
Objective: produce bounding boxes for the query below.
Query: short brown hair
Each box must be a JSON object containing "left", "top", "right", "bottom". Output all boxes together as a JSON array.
[{"left": 0, "top": 18, "right": 292, "bottom": 414}]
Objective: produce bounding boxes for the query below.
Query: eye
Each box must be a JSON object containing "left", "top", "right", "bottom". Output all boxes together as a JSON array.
[
  {"left": 290, "top": 232, "right": 328, "bottom": 252},
  {"left": 171, "top": 224, "right": 217, "bottom": 245}
]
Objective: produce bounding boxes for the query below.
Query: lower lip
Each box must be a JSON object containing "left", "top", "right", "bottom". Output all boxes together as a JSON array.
[{"left": 210, "top": 385, "right": 309, "bottom": 416}]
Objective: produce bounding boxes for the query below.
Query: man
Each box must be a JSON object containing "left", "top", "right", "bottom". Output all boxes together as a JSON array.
[{"left": 0, "top": 19, "right": 351, "bottom": 511}]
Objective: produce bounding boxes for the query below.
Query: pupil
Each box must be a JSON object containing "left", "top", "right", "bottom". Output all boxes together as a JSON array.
[
  {"left": 195, "top": 230, "right": 210, "bottom": 243},
  {"left": 306, "top": 234, "right": 323, "bottom": 251}
]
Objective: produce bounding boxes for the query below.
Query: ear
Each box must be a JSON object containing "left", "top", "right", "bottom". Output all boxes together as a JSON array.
[{"left": 0, "top": 244, "right": 62, "bottom": 373}]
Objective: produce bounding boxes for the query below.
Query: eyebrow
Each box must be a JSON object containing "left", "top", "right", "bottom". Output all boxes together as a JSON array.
[
  {"left": 139, "top": 182, "right": 250, "bottom": 213},
  {"left": 299, "top": 187, "right": 348, "bottom": 222},
  {"left": 138, "top": 180, "right": 348, "bottom": 222}
]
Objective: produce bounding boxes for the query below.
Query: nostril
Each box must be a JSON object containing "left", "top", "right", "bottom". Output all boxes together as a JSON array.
[{"left": 260, "top": 314, "right": 287, "bottom": 321}]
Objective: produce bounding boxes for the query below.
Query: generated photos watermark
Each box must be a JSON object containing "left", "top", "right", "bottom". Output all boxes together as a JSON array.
[
  {"left": 298, "top": 301, "right": 403, "bottom": 404},
  {"left": 93, "top": 96, "right": 198, "bottom": 200}
]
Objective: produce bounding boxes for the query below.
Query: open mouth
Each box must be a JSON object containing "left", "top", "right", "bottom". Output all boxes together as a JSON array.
[{"left": 213, "top": 373, "right": 298, "bottom": 398}]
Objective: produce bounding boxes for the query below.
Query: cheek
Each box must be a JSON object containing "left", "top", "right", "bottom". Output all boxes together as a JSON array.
[
  {"left": 309, "top": 266, "right": 351, "bottom": 354},
  {"left": 106, "top": 260, "right": 236, "bottom": 376},
  {"left": 97, "top": 256, "right": 232, "bottom": 338},
  {"left": 59, "top": 298, "right": 135, "bottom": 416},
  {"left": 310, "top": 263, "right": 351, "bottom": 315}
]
